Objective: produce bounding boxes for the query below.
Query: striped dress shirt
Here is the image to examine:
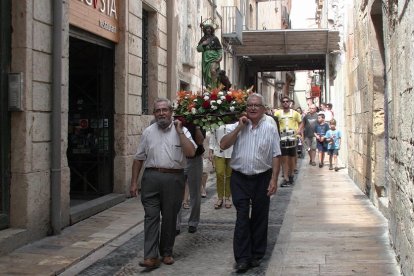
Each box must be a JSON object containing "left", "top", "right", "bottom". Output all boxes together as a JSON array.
[{"left": 224, "top": 115, "right": 281, "bottom": 175}]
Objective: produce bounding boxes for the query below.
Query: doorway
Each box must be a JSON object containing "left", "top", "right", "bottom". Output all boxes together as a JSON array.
[
  {"left": 0, "top": 0, "right": 11, "bottom": 230},
  {"left": 68, "top": 36, "right": 114, "bottom": 204}
]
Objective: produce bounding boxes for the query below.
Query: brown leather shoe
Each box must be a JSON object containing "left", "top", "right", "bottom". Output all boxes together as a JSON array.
[
  {"left": 162, "top": 256, "right": 175, "bottom": 265},
  {"left": 139, "top": 258, "right": 161, "bottom": 268}
]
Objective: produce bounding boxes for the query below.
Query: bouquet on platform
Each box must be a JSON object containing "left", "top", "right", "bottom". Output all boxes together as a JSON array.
[{"left": 173, "top": 87, "right": 250, "bottom": 130}]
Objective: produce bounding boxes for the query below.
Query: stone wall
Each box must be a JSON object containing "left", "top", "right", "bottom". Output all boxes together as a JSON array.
[
  {"left": 114, "top": 0, "right": 168, "bottom": 194},
  {"left": 9, "top": 0, "right": 55, "bottom": 245},
  {"left": 382, "top": 1, "right": 414, "bottom": 274},
  {"left": 345, "top": 0, "right": 387, "bottom": 206},
  {"left": 346, "top": 0, "right": 414, "bottom": 274}
]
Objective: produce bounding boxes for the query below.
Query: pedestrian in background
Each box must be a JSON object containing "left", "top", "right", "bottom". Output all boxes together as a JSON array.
[
  {"left": 176, "top": 123, "right": 206, "bottom": 234},
  {"left": 299, "top": 104, "right": 318, "bottom": 166},
  {"left": 325, "top": 119, "right": 341, "bottom": 171},
  {"left": 130, "top": 98, "right": 196, "bottom": 269},
  {"left": 209, "top": 124, "right": 233, "bottom": 209},
  {"left": 324, "top": 103, "right": 334, "bottom": 124},
  {"left": 220, "top": 93, "right": 281, "bottom": 273},
  {"left": 314, "top": 113, "right": 330, "bottom": 168},
  {"left": 274, "top": 96, "right": 302, "bottom": 186}
]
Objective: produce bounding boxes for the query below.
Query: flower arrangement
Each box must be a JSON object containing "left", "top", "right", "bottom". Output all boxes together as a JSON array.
[{"left": 173, "top": 87, "right": 250, "bottom": 130}]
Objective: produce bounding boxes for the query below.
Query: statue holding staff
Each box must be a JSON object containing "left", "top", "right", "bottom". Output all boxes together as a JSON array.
[{"left": 197, "top": 21, "right": 223, "bottom": 89}]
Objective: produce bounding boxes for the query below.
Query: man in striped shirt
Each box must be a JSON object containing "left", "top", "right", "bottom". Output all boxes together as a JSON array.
[{"left": 220, "top": 93, "right": 281, "bottom": 273}]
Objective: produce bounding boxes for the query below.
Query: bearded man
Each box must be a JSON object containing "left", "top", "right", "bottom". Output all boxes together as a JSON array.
[{"left": 130, "top": 98, "right": 196, "bottom": 269}]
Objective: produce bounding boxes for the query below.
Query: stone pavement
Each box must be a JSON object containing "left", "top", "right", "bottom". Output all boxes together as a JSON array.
[
  {"left": 266, "top": 160, "right": 401, "bottom": 276},
  {"left": 0, "top": 158, "right": 401, "bottom": 275},
  {"left": 0, "top": 198, "right": 145, "bottom": 275}
]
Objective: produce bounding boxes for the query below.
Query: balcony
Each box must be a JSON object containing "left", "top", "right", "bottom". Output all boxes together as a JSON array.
[{"left": 221, "top": 6, "right": 243, "bottom": 45}]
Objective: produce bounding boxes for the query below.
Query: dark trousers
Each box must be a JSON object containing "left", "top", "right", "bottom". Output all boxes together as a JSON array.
[
  {"left": 141, "top": 169, "right": 185, "bottom": 258},
  {"left": 230, "top": 169, "right": 272, "bottom": 264}
]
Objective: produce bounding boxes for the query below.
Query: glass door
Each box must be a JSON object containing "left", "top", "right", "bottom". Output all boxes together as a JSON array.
[{"left": 68, "top": 36, "right": 114, "bottom": 203}]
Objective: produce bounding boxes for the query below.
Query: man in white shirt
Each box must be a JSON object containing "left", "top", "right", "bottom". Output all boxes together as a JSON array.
[
  {"left": 220, "top": 93, "right": 281, "bottom": 273},
  {"left": 130, "top": 98, "right": 196, "bottom": 269}
]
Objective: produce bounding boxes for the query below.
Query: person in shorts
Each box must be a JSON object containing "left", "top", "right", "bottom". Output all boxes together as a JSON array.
[
  {"left": 325, "top": 119, "right": 341, "bottom": 171},
  {"left": 299, "top": 104, "right": 318, "bottom": 166},
  {"left": 314, "top": 113, "right": 329, "bottom": 168},
  {"left": 274, "top": 97, "right": 302, "bottom": 186}
]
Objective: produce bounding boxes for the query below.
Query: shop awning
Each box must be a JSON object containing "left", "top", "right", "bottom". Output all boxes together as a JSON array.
[{"left": 232, "top": 29, "right": 341, "bottom": 71}]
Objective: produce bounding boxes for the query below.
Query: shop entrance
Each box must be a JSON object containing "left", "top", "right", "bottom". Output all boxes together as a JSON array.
[
  {"left": 68, "top": 36, "right": 114, "bottom": 203},
  {"left": 0, "top": 0, "right": 11, "bottom": 230}
]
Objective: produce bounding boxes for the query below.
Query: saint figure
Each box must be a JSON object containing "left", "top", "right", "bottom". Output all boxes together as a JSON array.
[{"left": 197, "top": 23, "right": 223, "bottom": 89}]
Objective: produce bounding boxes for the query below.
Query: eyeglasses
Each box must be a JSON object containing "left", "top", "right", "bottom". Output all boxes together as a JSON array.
[
  {"left": 282, "top": 100, "right": 290, "bottom": 103},
  {"left": 154, "top": 108, "right": 170, "bottom": 114},
  {"left": 246, "top": 104, "right": 264, "bottom": 109}
]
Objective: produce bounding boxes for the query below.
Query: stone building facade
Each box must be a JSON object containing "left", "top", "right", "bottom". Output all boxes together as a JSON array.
[
  {"left": 342, "top": 0, "right": 414, "bottom": 274},
  {"left": 0, "top": 0, "right": 221, "bottom": 255},
  {"left": 0, "top": 0, "right": 270, "bottom": 257}
]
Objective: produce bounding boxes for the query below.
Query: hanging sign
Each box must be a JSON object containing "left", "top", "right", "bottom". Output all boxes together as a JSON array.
[{"left": 69, "top": 0, "right": 119, "bottom": 43}]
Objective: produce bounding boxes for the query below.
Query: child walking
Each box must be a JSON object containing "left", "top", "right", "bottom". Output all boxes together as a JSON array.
[
  {"left": 314, "top": 113, "right": 330, "bottom": 168},
  {"left": 325, "top": 119, "right": 341, "bottom": 171}
]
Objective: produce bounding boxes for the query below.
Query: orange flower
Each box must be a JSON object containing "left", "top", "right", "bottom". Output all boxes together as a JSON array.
[{"left": 187, "top": 102, "right": 196, "bottom": 111}]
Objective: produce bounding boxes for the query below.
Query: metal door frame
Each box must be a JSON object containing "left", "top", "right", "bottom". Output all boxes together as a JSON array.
[{"left": 68, "top": 31, "right": 115, "bottom": 199}]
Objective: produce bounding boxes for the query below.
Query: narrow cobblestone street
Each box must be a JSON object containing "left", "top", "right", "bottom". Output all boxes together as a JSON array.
[
  {"left": 68, "top": 168, "right": 294, "bottom": 276},
  {"left": 0, "top": 156, "right": 401, "bottom": 275}
]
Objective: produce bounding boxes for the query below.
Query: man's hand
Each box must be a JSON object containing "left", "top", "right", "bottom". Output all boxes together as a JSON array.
[
  {"left": 130, "top": 182, "right": 140, "bottom": 197},
  {"left": 174, "top": 119, "right": 184, "bottom": 134},
  {"left": 267, "top": 178, "right": 277, "bottom": 196},
  {"left": 238, "top": 116, "right": 248, "bottom": 128}
]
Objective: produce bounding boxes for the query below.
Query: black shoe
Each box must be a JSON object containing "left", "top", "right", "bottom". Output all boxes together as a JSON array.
[
  {"left": 250, "top": 258, "right": 261, "bottom": 267},
  {"left": 280, "top": 179, "right": 291, "bottom": 187},
  {"left": 175, "top": 229, "right": 180, "bottom": 236},
  {"left": 289, "top": 175, "right": 294, "bottom": 184},
  {"left": 188, "top": 226, "right": 197, "bottom": 233},
  {"left": 319, "top": 163, "right": 323, "bottom": 168},
  {"left": 235, "top": 262, "right": 250, "bottom": 273}
]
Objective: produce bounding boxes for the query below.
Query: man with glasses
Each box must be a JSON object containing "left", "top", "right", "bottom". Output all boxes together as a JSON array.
[
  {"left": 274, "top": 96, "right": 302, "bottom": 186},
  {"left": 220, "top": 93, "right": 281, "bottom": 273},
  {"left": 130, "top": 98, "right": 196, "bottom": 269}
]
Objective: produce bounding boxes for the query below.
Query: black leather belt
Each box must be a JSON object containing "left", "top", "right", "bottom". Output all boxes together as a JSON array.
[
  {"left": 233, "top": 169, "right": 271, "bottom": 179},
  {"left": 146, "top": 167, "right": 184, "bottom": 174}
]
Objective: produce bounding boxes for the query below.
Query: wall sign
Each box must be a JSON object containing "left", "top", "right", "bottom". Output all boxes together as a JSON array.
[{"left": 69, "top": 0, "right": 119, "bottom": 43}]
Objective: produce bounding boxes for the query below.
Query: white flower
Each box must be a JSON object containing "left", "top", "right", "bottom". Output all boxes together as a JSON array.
[
  {"left": 227, "top": 91, "right": 232, "bottom": 95},
  {"left": 217, "top": 100, "right": 222, "bottom": 105},
  {"left": 231, "top": 100, "right": 236, "bottom": 104},
  {"left": 191, "top": 107, "right": 197, "bottom": 114},
  {"left": 210, "top": 100, "right": 216, "bottom": 105},
  {"left": 204, "top": 95, "right": 210, "bottom": 101},
  {"left": 211, "top": 105, "right": 218, "bottom": 110},
  {"left": 218, "top": 91, "right": 224, "bottom": 96},
  {"left": 230, "top": 106, "right": 235, "bottom": 112},
  {"left": 220, "top": 96, "right": 226, "bottom": 100}
]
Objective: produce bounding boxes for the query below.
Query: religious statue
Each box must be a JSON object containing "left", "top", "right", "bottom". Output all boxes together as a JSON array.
[
  {"left": 218, "top": 70, "right": 232, "bottom": 91},
  {"left": 197, "top": 22, "right": 223, "bottom": 89}
]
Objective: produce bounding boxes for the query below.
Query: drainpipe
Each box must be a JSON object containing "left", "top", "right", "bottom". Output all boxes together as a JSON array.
[{"left": 51, "top": 0, "right": 63, "bottom": 234}]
